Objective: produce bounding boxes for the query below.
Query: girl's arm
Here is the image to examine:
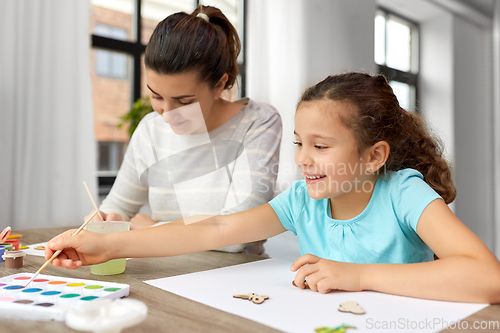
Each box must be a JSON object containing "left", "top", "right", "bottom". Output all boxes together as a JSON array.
[
  {"left": 364, "top": 199, "right": 500, "bottom": 302},
  {"left": 47, "top": 203, "right": 286, "bottom": 269},
  {"left": 292, "top": 199, "right": 500, "bottom": 303}
]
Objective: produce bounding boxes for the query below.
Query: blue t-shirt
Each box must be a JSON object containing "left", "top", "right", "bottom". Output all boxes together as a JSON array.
[{"left": 269, "top": 169, "right": 442, "bottom": 264}]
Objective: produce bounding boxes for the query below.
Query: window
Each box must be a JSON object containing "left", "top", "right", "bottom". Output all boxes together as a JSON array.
[
  {"left": 375, "top": 8, "right": 419, "bottom": 112},
  {"left": 95, "top": 25, "right": 128, "bottom": 79},
  {"left": 98, "top": 142, "right": 125, "bottom": 172},
  {"left": 90, "top": 0, "right": 247, "bottom": 194}
]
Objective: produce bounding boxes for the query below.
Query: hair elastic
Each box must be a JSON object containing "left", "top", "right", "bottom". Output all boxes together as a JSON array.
[{"left": 196, "top": 12, "right": 209, "bottom": 22}]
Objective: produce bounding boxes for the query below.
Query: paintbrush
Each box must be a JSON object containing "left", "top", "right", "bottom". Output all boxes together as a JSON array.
[
  {"left": 83, "top": 181, "right": 105, "bottom": 221},
  {"left": 22, "top": 210, "right": 99, "bottom": 288}
]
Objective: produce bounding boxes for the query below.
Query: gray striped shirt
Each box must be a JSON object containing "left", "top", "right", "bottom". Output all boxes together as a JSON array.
[{"left": 100, "top": 98, "right": 282, "bottom": 251}]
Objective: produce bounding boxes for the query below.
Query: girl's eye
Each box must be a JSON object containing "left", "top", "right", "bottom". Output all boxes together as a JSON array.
[
  {"left": 151, "top": 94, "right": 163, "bottom": 100},
  {"left": 178, "top": 100, "right": 194, "bottom": 106},
  {"left": 315, "top": 146, "right": 327, "bottom": 150},
  {"left": 293, "top": 141, "right": 302, "bottom": 147}
]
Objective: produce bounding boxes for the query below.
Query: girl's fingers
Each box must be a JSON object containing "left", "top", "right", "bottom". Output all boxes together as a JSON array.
[
  {"left": 293, "top": 263, "right": 319, "bottom": 289},
  {"left": 60, "top": 258, "right": 80, "bottom": 270},
  {"left": 316, "top": 277, "right": 333, "bottom": 294},
  {"left": 52, "top": 258, "right": 61, "bottom": 267},
  {"left": 290, "top": 253, "right": 320, "bottom": 272}
]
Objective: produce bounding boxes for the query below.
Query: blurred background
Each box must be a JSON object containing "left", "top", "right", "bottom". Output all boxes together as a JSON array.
[{"left": 0, "top": 0, "right": 498, "bottom": 261}]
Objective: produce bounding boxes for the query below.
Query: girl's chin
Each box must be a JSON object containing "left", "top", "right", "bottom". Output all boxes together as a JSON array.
[{"left": 306, "top": 187, "right": 329, "bottom": 201}]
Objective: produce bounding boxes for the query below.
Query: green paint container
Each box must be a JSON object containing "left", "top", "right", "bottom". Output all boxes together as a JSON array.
[
  {"left": 0, "top": 243, "right": 13, "bottom": 251},
  {"left": 85, "top": 221, "right": 131, "bottom": 275}
]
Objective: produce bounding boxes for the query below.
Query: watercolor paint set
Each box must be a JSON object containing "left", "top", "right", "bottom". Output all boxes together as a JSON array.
[{"left": 0, "top": 273, "right": 130, "bottom": 321}]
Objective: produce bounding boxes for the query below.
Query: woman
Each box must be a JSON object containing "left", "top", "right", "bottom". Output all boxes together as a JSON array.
[{"left": 92, "top": 6, "right": 282, "bottom": 254}]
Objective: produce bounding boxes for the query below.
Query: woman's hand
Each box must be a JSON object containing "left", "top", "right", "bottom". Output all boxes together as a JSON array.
[
  {"left": 130, "top": 213, "right": 157, "bottom": 230},
  {"left": 291, "top": 254, "right": 364, "bottom": 293},
  {"left": 45, "top": 229, "right": 110, "bottom": 269},
  {"left": 85, "top": 210, "right": 123, "bottom": 222}
]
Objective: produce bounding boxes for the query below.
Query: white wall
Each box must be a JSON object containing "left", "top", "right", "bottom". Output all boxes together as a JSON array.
[
  {"left": 453, "top": 16, "right": 494, "bottom": 248},
  {"left": 247, "top": 0, "right": 307, "bottom": 194},
  {"left": 419, "top": 7, "right": 455, "bottom": 212},
  {"left": 494, "top": 0, "right": 500, "bottom": 259},
  {"left": 302, "top": 0, "right": 376, "bottom": 86}
]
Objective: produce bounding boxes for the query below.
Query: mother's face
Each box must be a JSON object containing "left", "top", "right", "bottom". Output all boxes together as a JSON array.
[{"left": 145, "top": 69, "right": 218, "bottom": 135}]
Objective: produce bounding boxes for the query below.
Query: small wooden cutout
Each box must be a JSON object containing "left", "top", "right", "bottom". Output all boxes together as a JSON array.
[
  {"left": 338, "top": 301, "right": 365, "bottom": 314},
  {"left": 233, "top": 293, "right": 269, "bottom": 304},
  {"left": 34, "top": 246, "right": 45, "bottom": 250},
  {"left": 292, "top": 280, "right": 310, "bottom": 289},
  {"left": 233, "top": 293, "right": 257, "bottom": 300}
]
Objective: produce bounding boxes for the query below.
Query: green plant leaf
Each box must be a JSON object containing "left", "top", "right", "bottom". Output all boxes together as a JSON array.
[{"left": 118, "top": 97, "right": 154, "bottom": 137}]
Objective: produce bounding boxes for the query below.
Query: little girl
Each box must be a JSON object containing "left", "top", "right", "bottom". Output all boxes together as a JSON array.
[{"left": 47, "top": 72, "right": 500, "bottom": 303}]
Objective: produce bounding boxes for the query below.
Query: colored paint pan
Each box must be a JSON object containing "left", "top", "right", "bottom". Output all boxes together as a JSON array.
[{"left": 82, "top": 285, "right": 104, "bottom": 296}]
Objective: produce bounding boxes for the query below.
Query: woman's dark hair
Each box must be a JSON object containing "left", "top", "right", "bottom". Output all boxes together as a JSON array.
[
  {"left": 145, "top": 5, "right": 240, "bottom": 90},
  {"left": 299, "top": 72, "right": 456, "bottom": 204}
]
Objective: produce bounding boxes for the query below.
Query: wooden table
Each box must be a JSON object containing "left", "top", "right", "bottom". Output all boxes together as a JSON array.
[{"left": 1, "top": 227, "right": 499, "bottom": 332}]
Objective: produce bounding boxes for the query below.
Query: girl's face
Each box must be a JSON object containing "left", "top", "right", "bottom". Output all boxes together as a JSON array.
[
  {"left": 146, "top": 69, "right": 221, "bottom": 135},
  {"left": 294, "top": 100, "right": 372, "bottom": 200}
]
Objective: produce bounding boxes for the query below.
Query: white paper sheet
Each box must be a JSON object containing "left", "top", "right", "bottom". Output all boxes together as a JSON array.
[
  {"left": 22, "top": 242, "right": 48, "bottom": 256},
  {"left": 144, "top": 258, "right": 489, "bottom": 333}
]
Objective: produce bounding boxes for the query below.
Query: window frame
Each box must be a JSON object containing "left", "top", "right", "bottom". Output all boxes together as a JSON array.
[{"left": 376, "top": 7, "right": 420, "bottom": 113}]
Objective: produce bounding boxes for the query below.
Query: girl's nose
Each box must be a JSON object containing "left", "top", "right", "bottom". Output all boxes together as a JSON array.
[{"left": 295, "top": 148, "right": 314, "bottom": 166}]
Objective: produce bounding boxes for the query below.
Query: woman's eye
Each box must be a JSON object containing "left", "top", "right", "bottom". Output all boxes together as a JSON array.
[
  {"left": 293, "top": 141, "right": 302, "bottom": 147},
  {"left": 178, "top": 100, "right": 194, "bottom": 106},
  {"left": 315, "top": 146, "right": 327, "bottom": 150},
  {"left": 151, "top": 95, "right": 162, "bottom": 100}
]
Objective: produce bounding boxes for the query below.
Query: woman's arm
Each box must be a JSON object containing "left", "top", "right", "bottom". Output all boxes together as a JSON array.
[
  {"left": 292, "top": 200, "right": 500, "bottom": 303},
  {"left": 47, "top": 203, "right": 286, "bottom": 269}
]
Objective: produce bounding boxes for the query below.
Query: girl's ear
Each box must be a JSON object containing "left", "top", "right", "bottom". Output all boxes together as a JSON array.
[
  {"left": 213, "top": 73, "right": 229, "bottom": 100},
  {"left": 365, "top": 141, "right": 390, "bottom": 173}
]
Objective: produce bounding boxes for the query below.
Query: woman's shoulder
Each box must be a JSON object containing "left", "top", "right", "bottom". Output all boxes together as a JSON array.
[{"left": 238, "top": 98, "right": 281, "bottom": 122}]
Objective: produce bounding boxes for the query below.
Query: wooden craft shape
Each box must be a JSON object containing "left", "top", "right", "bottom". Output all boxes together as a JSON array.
[{"left": 338, "top": 301, "right": 365, "bottom": 314}]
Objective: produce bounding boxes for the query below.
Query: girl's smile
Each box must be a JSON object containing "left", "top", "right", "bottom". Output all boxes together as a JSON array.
[{"left": 302, "top": 172, "right": 327, "bottom": 185}]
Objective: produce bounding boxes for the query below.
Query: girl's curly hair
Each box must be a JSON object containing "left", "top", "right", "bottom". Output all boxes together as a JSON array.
[{"left": 299, "top": 72, "right": 456, "bottom": 204}]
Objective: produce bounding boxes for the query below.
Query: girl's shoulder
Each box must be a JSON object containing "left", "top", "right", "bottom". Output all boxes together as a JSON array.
[
  {"left": 275, "top": 179, "right": 309, "bottom": 202},
  {"left": 269, "top": 179, "right": 309, "bottom": 222},
  {"left": 381, "top": 168, "right": 441, "bottom": 205},
  {"left": 384, "top": 168, "right": 425, "bottom": 184}
]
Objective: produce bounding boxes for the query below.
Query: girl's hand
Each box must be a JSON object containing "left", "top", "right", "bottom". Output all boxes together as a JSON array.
[
  {"left": 44, "top": 229, "right": 110, "bottom": 269},
  {"left": 291, "top": 254, "right": 364, "bottom": 293},
  {"left": 85, "top": 210, "right": 123, "bottom": 222},
  {"left": 130, "top": 213, "right": 157, "bottom": 230}
]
